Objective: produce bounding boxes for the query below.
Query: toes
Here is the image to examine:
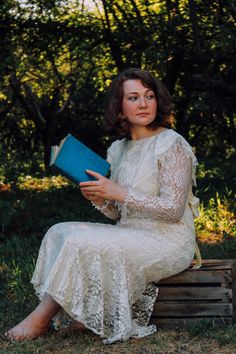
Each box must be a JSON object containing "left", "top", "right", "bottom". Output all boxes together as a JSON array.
[
  {"left": 5, "top": 329, "right": 24, "bottom": 341},
  {"left": 5, "top": 331, "right": 15, "bottom": 340}
]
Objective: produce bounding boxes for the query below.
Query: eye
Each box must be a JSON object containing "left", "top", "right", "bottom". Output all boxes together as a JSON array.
[
  {"left": 146, "top": 94, "right": 155, "bottom": 100},
  {"left": 128, "top": 96, "right": 138, "bottom": 101}
]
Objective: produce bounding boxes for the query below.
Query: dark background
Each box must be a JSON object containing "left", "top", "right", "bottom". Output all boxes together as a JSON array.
[{"left": 0, "top": 0, "right": 235, "bottom": 178}]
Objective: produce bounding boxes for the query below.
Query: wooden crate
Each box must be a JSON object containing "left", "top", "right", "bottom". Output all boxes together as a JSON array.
[{"left": 150, "top": 259, "right": 236, "bottom": 329}]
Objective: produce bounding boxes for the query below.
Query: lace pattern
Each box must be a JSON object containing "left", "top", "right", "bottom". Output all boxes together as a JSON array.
[
  {"left": 123, "top": 141, "right": 192, "bottom": 222},
  {"left": 91, "top": 200, "right": 120, "bottom": 220},
  {"left": 31, "top": 129, "right": 198, "bottom": 344}
]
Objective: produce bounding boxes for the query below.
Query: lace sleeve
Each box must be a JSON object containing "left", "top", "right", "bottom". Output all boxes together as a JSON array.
[
  {"left": 91, "top": 200, "right": 120, "bottom": 220},
  {"left": 124, "top": 141, "right": 192, "bottom": 222}
]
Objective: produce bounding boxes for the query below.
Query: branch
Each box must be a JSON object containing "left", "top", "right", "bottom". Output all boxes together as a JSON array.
[
  {"left": 23, "top": 84, "right": 46, "bottom": 125},
  {"left": 99, "top": 0, "right": 124, "bottom": 70},
  {"left": 188, "top": 0, "right": 203, "bottom": 60},
  {"left": 129, "top": 0, "right": 144, "bottom": 27},
  {"left": 163, "top": 48, "right": 184, "bottom": 94},
  {"left": 57, "top": 98, "right": 70, "bottom": 115},
  {"left": 10, "top": 76, "right": 34, "bottom": 118}
]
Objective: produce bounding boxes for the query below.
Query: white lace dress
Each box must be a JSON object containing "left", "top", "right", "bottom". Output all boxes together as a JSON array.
[{"left": 31, "top": 129, "right": 199, "bottom": 344}]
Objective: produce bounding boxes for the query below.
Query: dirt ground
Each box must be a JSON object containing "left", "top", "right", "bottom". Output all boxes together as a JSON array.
[{"left": 1, "top": 328, "right": 236, "bottom": 354}]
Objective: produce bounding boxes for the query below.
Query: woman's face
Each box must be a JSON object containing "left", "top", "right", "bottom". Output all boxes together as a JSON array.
[{"left": 122, "top": 79, "right": 157, "bottom": 129}]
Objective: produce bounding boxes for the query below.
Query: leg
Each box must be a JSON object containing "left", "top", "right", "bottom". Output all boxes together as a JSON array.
[{"left": 5, "top": 293, "right": 60, "bottom": 340}]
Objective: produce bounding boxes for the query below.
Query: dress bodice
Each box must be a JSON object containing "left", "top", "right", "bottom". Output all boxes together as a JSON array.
[{"left": 107, "top": 129, "right": 199, "bottom": 230}]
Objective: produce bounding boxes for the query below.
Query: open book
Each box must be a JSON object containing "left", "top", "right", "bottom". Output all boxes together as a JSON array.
[{"left": 50, "top": 134, "right": 110, "bottom": 183}]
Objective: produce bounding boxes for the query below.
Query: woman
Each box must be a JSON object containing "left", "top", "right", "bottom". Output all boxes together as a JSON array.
[{"left": 6, "top": 68, "right": 200, "bottom": 344}]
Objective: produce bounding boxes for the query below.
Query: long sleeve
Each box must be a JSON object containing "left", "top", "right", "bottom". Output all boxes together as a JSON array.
[
  {"left": 92, "top": 199, "right": 120, "bottom": 220},
  {"left": 124, "top": 141, "right": 192, "bottom": 223}
]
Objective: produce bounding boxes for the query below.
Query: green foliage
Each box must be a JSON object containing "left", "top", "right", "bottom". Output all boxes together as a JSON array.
[
  {"left": 199, "top": 233, "right": 236, "bottom": 260},
  {"left": 1, "top": 174, "right": 110, "bottom": 242},
  {"left": 197, "top": 194, "right": 236, "bottom": 258},
  {"left": 188, "top": 319, "right": 219, "bottom": 336},
  {"left": 188, "top": 320, "right": 236, "bottom": 347},
  {"left": 0, "top": 149, "right": 45, "bottom": 184},
  {"left": 193, "top": 156, "right": 236, "bottom": 258},
  {"left": 0, "top": 0, "right": 235, "bottom": 166},
  {"left": 195, "top": 192, "right": 235, "bottom": 237},
  {"left": 0, "top": 235, "right": 39, "bottom": 327},
  {"left": 196, "top": 157, "right": 236, "bottom": 202},
  {"left": 0, "top": 198, "right": 16, "bottom": 240}
]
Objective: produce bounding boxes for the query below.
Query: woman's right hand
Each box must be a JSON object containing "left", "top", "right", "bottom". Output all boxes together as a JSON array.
[
  {"left": 80, "top": 189, "right": 106, "bottom": 206},
  {"left": 80, "top": 170, "right": 127, "bottom": 203}
]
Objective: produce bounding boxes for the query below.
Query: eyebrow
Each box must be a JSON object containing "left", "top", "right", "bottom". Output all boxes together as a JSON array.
[{"left": 125, "top": 89, "right": 154, "bottom": 95}]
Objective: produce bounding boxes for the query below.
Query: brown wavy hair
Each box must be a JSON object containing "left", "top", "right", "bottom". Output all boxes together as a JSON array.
[{"left": 105, "top": 68, "right": 174, "bottom": 139}]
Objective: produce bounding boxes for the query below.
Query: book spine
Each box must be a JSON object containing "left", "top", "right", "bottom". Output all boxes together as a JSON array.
[{"left": 50, "top": 164, "right": 79, "bottom": 185}]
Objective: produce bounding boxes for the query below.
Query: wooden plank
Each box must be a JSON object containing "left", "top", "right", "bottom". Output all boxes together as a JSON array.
[
  {"left": 232, "top": 280, "right": 236, "bottom": 322},
  {"left": 190, "top": 259, "right": 236, "bottom": 270},
  {"left": 157, "top": 287, "right": 232, "bottom": 301},
  {"left": 232, "top": 279, "right": 236, "bottom": 296},
  {"left": 149, "top": 317, "right": 233, "bottom": 328},
  {"left": 157, "top": 269, "right": 232, "bottom": 284},
  {"left": 157, "top": 260, "right": 236, "bottom": 285},
  {"left": 152, "top": 303, "right": 232, "bottom": 317},
  {"left": 150, "top": 259, "right": 236, "bottom": 329},
  {"left": 231, "top": 261, "right": 236, "bottom": 279}
]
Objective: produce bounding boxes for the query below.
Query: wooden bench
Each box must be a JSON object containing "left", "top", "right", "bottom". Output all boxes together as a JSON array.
[{"left": 150, "top": 259, "right": 236, "bottom": 328}]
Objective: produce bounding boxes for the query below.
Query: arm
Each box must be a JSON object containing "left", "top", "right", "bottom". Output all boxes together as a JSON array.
[
  {"left": 80, "top": 171, "right": 127, "bottom": 220},
  {"left": 124, "top": 142, "right": 192, "bottom": 222},
  {"left": 80, "top": 141, "right": 125, "bottom": 220}
]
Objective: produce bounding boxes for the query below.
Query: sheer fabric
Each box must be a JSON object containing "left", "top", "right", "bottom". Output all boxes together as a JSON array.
[{"left": 31, "top": 129, "right": 199, "bottom": 344}]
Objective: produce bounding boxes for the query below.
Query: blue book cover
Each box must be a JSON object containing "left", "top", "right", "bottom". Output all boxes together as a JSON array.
[{"left": 50, "top": 134, "right": 110, "bottom": 183}]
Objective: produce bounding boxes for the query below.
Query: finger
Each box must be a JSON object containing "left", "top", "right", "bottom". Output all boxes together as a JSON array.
[
  {"left": 80, "top": 188, "right": 90, "bottom": 195},
  {"left": 81, "top": 191, "right": 90, "bottom": 197},
  {"left": 84, "top": 190, "right": 98, "bottom": 195},
  {"left": 80, "top": 191, "right": 91, "bottom": 200},
  {"left": 85, "top": 169, "right": 103, "bottom": 179},
  {"left": 81, "top": 191, "right": 97, "bottom": 201},
  {"left": 80, "top": 188, "right": 102, "bottom": 196},
  {"left": 79, "top": 180, "right": 99, "bottom": 187}
]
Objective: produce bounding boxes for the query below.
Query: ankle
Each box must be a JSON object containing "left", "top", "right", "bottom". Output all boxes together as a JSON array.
[{"left": 26, "top": 310, "right": 51, "bottom": 329}]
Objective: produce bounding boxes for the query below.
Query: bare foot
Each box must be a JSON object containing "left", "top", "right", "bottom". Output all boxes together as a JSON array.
[{"left": 5, "top": 313, "right": 50, "bottom": 341}]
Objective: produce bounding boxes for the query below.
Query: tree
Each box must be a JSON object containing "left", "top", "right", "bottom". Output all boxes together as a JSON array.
[{"left": 0, "top": 0, "right": 235, "bottom": 175}]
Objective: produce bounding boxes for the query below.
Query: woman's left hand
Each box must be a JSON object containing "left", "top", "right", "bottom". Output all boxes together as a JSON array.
[{"left": 79, "top": 170, "right": 128, "bottom": 203}]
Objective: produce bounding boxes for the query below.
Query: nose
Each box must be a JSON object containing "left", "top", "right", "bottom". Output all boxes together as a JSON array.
[{"left": 138, "top": 96, "right": 147, "bottom": 108}]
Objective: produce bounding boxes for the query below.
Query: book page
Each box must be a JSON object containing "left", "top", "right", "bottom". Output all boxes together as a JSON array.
[{"left": 50, "top": 135, "right": 68, "bottom": 165}]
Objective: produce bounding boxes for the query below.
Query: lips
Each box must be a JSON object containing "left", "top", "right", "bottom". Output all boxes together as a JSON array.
[{"left": 136, "top": 113, "right": 149, "bottom": 116}]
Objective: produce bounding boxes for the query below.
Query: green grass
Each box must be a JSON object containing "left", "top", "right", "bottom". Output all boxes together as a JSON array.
[
  {"left": 1, "top": 326, "right": 236, "bottom": 353},
  {"left": 0, "top": 157, "right": 236, "bottom": 353}
]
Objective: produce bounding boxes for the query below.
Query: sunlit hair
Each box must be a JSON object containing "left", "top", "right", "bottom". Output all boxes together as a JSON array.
[{"left": 105, "top": 68, "right": 174, "bottom": 138}]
